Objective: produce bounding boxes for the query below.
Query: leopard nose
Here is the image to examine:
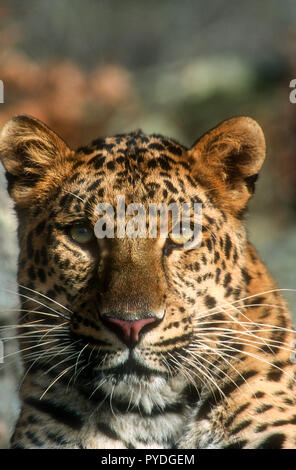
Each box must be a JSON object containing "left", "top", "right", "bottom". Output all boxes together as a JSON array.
[{"left": 103, "top": 317, "right": 158, "bottom": 347}]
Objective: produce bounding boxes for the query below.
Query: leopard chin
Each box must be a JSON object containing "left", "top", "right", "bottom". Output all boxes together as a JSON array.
[{"left": 90, "top": 368, "right": 187, "bottom": 416}]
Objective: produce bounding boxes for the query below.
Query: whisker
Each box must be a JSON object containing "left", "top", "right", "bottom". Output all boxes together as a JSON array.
[
  {"left": 3, "top": 289, "right": 70, "bottom": 321},
  {"left": 3, "top": 339, "right": 60, "bottom": 360},
  {"left": 176, "top": 351, "right": 228, "bottom": 403},
  {"left": 215, "top": 343, "right": 295, "bottom": 382},
  {"left": 17, "top": 284, "right": 73, "bottom": 315},
  {"left": 39, "top": 365, "right": 76, "bottom": 400},
  {"left": 62, "top": 189, "right": 85, "bottom": 203},
  {"left": 41, "top": 351, "right": 80, "bottom": 377}
]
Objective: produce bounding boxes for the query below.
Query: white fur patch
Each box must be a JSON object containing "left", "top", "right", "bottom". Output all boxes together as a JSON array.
[{"left": 99, "top": 372, "right": 186, "bottom": 414}]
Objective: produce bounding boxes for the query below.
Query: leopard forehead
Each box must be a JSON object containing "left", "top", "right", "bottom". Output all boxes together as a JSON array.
[
  {"left": 70, "top": 130, "right": 191, "bottom": 199},
  {"left": 42, "top": 129, "right": 216, "bottom": 224},
  {"left": 77, "top": 129, "right": 186, "bottom": 161}
]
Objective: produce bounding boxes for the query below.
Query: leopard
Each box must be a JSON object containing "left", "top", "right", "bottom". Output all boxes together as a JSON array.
[{"left": 0, "top": 114, "right": 296, "bottom": 449}]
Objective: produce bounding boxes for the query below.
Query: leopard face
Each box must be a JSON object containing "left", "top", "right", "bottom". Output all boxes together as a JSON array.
[{"left": 0, "top": 115, "right": 266, "bottom": 396}]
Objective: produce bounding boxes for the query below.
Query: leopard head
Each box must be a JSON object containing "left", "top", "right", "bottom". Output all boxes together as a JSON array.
[{"left": 0, "top": 115, "right": 265, "bottom": 397}]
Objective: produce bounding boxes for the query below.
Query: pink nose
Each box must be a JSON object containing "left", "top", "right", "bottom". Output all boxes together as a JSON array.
[{"left": 103, "top": 317, "right": 157, "bottom": 346}]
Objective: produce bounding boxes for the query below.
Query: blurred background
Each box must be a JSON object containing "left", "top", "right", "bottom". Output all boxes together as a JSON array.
[{"left": 0, "top": 0, "right": 296, "bottom": 447}]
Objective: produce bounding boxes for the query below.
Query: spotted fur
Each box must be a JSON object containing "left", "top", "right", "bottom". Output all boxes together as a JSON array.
[{"left": 0, "top": 115, "right": 295, "bottom": 449}]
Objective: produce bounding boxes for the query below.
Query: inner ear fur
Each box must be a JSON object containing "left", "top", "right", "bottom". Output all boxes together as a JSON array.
[{"left": 188, "top": 116, "right": 266, "bottom": 214}]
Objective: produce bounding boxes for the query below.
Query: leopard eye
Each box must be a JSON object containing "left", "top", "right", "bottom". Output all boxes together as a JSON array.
[
  {"left": 169, "top": 226, "right": 193, "bottom": 245},
  {"left": 70, "top": 225, "right": 95, "bottom": 244}
]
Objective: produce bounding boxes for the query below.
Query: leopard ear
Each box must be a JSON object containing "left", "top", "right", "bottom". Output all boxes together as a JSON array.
[
  {"left": 0, "top": 115, "right": 72, "bottom": 204},
  {"left": 188, "top": 117, "right": 266, "bottom": 215}
]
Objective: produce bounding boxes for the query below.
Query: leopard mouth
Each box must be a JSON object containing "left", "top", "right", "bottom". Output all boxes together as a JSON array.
[
  {"left": 69, "top": 330, "right": 168, "bottom": 378},
  {"left": 97, "top": 353, "right": 168, "bottom": 379}
]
